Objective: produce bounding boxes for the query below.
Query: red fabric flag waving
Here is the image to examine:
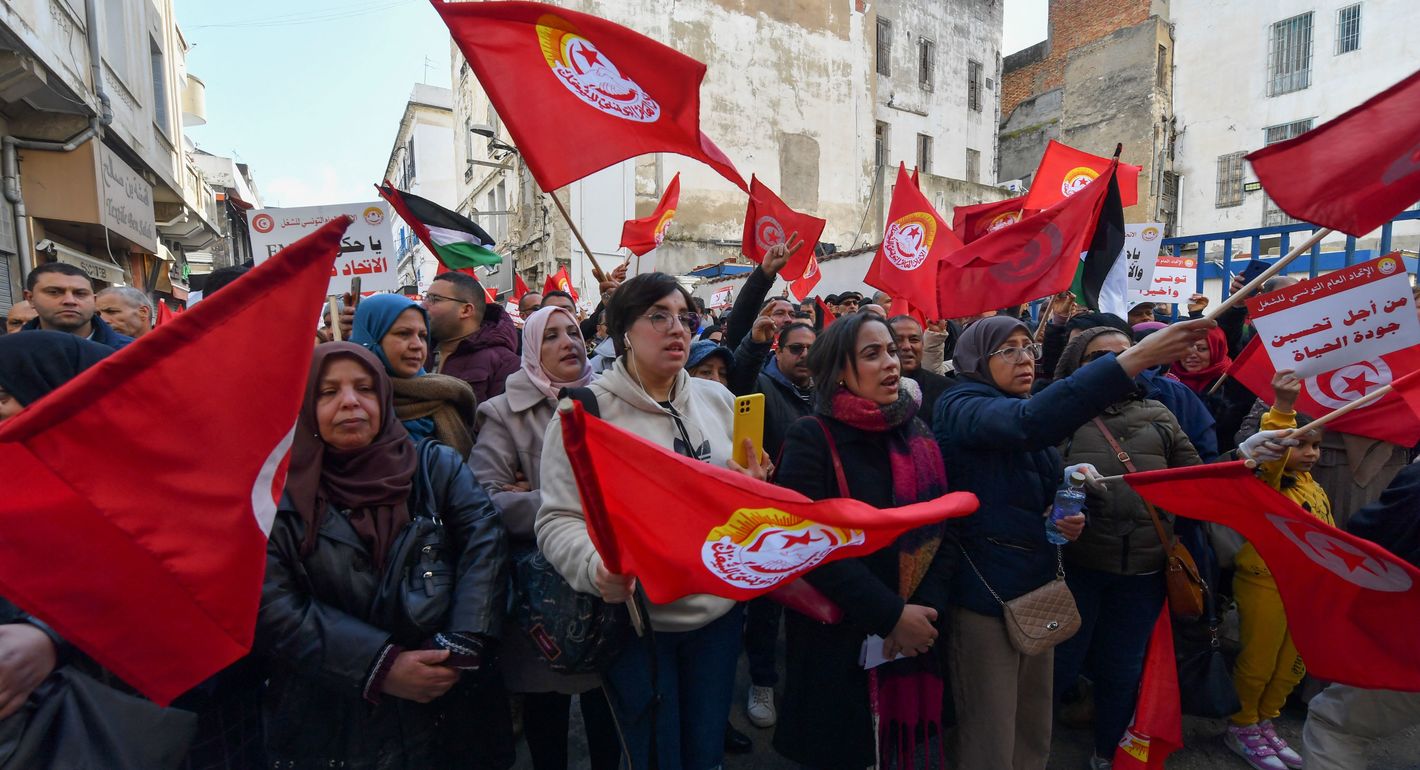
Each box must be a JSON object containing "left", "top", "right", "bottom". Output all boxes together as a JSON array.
[
  {"left": 1247, "top": 68, "right": 1420, "bottom": 238},
  {"left": 937, "top": 161, "right": 1120, "bottom": 319},
  {"left": 433, "top": 0, "right": 745, "bottom": 192},
  {"left": 514, "top": 272, "right": 531, "bottom": 302},
  {"left": 154, "top": 302, "right": 182, "bottom": 327},
  {"left": 543, "top": 265, "right": 579, "bottom": 302},
  {"left": 866, "top": 164, "right": 963, "bottom": 318},
  {"left": 1228, "top": 338, "right": 1420, "bottom": 447},
  {"left": 742, "top": 175, "right": 827, "bottom": 271},
  {"left": 558, "top": 402, "right": 979, "bottom": 603},
  {"left": 788, "top": 252, "right": 822, "bottom": 302},
  {"left": 1114, "top": 606, "right": 1182, "bottom": 769},
  {"left": 1126, "top": 462, "right": 1420, "bottom": 691},
  {"left": 621, "top": 173, "right": 680, "bottom": 256},
  {"left": 952, "top": 196, "right": 1027, "bottom": 243},
  {"left": 815, "top": 296, "right": 836, "bottom": 327},
  {"left": 0, "top": 218, "right": 347, "bottom": 705},
  {"left": 1023, "top": 140, "right": 1141, "bottom": 211}
]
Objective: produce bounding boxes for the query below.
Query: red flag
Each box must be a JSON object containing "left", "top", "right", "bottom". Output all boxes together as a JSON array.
[
  {"left": 1022, "top": 140, "right": 1141, "bottom": 211},
  {"left": 1247, "top": 69, "right": 1420, "bottom": 238},
  {"left": 0, "top": 219, "right": 347, "bottom": 704},
  {"left": 514, "top": 272, "right": 531, "bottom": 301},
  {"left": 1114, "top": 606, "right": 1182, "bottom": 769},
  {"left": 1126, "top": 462, "right": 1420, "bottom": 691},
  {"left": 621, "top": 173, "right": 680, "bottom": 256},
  {"left": 433, "top": 0, "right": 745, "bottom": 192},
  {"left": 888, "top": 296, "right": 927, "bottom": 327},
  {"left": 1228, "top": 338, "right": 1420, "bottom": 446},
  {"left": 558, "top": 402, "right": 978, "bottom": 602},
  {"left": 155, "top": 302, "right": 178, "bottom": 327},
  {"left": 866, "top": 164, "right": 963, "bottom": 317},
  {"left": 952, "top": 196, "right": 1027, "bottom": 244},
  {"left": 788, "top": 252, "right": 822, "bottom": 302},
  {"left": 741, "top": 175, "right": 827, "bottom": 272},
  {"left": 485, "top": 286, "right": 499, "bottom": 305},
  {"left": 910, "top": 167, "right": 921, "bottom": 188},
  {"left": 544, "top": 265, "right": 579, "bottom": 302},
  {"left": 937, "top": 161, "right": 1120, "bottom": 319},
  {"left": 816, "top": 296, "right": 836, "bottom": 327}
]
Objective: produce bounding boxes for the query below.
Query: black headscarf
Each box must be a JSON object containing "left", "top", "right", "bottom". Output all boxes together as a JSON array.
[
  {"left": 0, "top": 330, "right": 112, "bottom": 406},
  {"left": 951, "top": 316, "right": 1029, "bottom": 388}
]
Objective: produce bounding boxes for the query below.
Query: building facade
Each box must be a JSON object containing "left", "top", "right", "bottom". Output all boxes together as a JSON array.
[
  {"left": 999, "top": 0, "right": 1176, "bottom": 229},
  {"left": 0, "top": 0, "right": 226, "bottom": 312},
  {"left": 382, "top": 83, "right": 455, "bottom": 294},
  {"left": 1171, "top": 0, "right": 1418, "bottom": 252},
  {"left": 451, "top": 0, "right": 1007, "bottom": 302}
]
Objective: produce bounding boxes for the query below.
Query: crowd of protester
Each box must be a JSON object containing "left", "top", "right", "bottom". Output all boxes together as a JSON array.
[{"left": 1, "top": 250, "right": 1418, "bottom": 770}]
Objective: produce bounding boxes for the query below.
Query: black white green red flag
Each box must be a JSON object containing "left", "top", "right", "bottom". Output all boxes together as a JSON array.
[{"left": 377, "top": 182, "right": 500, "bottom": 271}]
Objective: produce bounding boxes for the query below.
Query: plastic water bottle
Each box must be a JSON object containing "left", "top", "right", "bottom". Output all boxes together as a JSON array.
[{"left": 1046, "top": 472, "right": 1088, "bottom": 545}]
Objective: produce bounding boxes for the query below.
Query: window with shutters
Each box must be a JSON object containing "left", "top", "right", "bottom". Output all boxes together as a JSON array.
[
  {"left": 876, "top": 18, "right": 892, "bottom": 76},
  {"left": 1215, "top": 153, "right": 1246, "bottom": 208},
  {"left": 1267, "top": 13, "right": 1313, "bottom": 96},
  {"left": 1336, "top": 4, "right": 1361, "bottom": 54},
  {"left": 1261, "top": 120, "right": 1313, "bottom": 225},
  {"left": 875, "top": 121, "right": 890, "bottom": 168},
  {"left": 919, "top": 39, "right": 935, "bottom": 91},
  {"left": 916, "top": 134, "right": 933, "bottom": 175},
  {"left": 967, "top": 59, "right": 982, "bottom": 111}
]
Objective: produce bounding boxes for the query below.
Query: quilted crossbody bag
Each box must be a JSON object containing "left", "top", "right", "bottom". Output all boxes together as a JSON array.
[{"left": 962, "top": 544, "right": 1080, "bottom": 656}]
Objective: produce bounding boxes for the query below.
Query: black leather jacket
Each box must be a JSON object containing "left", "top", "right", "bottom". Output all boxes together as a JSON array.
[{"left": 256, "top": 440, "right": 508, "bottom": 769}]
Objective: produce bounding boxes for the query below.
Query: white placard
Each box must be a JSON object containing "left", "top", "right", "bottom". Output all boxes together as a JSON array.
[
  {"left": 1132, "top": 253, "right": 1197, "bottom": 304},
  {"left": 248, "top": 202, "right": 397, "bottom": 295},
  {"left": 1124, "top": 223, "right": 1165, "bottom": 301}
]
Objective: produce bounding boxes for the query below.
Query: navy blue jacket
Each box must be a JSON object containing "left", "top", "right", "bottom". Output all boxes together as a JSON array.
[
  {"left": 22, "top": 314, "right": 133, "bottom": 350},
  {"left": 934, "top": 355, "right": 1136, "bottom": 617},
  {"left": 1349, "top": 463, "right": 1420, "bottom": 569}
]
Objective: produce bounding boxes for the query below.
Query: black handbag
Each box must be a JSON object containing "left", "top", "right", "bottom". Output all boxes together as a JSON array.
[
  {"left": 1175, "top": 590, "right": 1241, "bottom": 718},
  {"left": 0, "top": 667, "right": 197, "bottom": 770},
  {"left": 370, "top": 438, "right": 456, "bottom": 644}
]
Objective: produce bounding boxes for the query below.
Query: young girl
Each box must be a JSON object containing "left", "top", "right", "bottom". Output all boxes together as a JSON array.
[{"left": 1226, "top": 369, "right": 1332, "bottom": 770}]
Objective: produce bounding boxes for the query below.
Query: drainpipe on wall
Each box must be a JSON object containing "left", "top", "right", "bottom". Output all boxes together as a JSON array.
[{"left": 3, "top": 0, "right": 113, "bottom": 279}]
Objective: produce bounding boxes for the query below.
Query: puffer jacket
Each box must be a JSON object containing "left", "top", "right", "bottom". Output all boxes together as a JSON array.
[
  {"left": 256, "top": 440, "right": 508, "bottom": 770},
  {"left": 435, "top": 304, "right": 521, "bottom": 404}
]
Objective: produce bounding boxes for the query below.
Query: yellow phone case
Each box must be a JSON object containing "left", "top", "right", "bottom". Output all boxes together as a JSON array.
[{"left": 733, "top": 393, "right": 765, "bottom": 468}]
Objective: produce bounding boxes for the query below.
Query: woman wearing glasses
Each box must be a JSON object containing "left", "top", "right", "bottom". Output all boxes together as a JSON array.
[
  {"left": 934, "top": 314, "right": 1212, "bottom": 770},
  {"left": 1049, "top": 326, "right": 1203, "bottom": 770},
  {"left": 536, "top": 273, "right": 770, "bottom": 770}
]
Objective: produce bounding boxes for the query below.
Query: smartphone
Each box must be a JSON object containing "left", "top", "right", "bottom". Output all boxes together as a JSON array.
[
  {"left": 732, "top": 394, "right": 765, "bottom": 468},
  {"left": 1239, "top": 258, "right": 1270, "bottom": 285}
]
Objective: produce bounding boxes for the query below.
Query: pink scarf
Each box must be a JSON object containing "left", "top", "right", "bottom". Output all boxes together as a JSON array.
[{"left": 520, "top": 306, "right": 593, "bottom": 400}]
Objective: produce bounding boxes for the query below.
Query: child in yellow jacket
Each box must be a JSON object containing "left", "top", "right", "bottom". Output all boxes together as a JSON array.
[{"left": 1227, "top": 370, "right": 1333, "bottom": 770}]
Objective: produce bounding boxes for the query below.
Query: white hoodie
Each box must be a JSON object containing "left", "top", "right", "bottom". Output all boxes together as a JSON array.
[{"left": 536, "top": 357, "right": 737, "bottom": 632}]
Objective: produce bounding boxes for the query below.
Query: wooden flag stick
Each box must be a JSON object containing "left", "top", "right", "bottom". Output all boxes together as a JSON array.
[
  {"left": 327, "top": 297, "right": 343, "bottom": 342},
  {"left": 546, "top": 190, "right": 608, "bottom": 284},
  {"left": 1289, "top": 383, "right": 1394, "bottom": 439},
  {"left": 1204, "top": 228, "right": 1333, "bottom": 320},
  {"left": 1096, "top": 458, "right": 1258, "bottom": 486},
  {"left": 1206, "top": 373, "right": 1229, "bottom": 396}
]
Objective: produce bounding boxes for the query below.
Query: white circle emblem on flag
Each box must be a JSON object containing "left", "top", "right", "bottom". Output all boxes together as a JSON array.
[
  {"left": 883, "top": 212, "right": 937, "bottom": 271},
  {"left": 703, "top": 508, "right": 865, "bottom": 590},
  {"left": 251, "top": 425, "right": 297, "bottom": 537},
  {"left": 538, "top": 19, "right": 661, "bottom": 123},
  {"left": 1061, "top": 167, "right": 1099, "bottom": 197},
  {"left": 1265, "top": 513, "right": 1413, "bottom": 592},
  {"left": 1305, "top": 358, "right": 1391, "bottom": 410},
  {"left": 754, "top": 216, "right": 786, "bottom": 254},
  {"left": 802, "top": 256, "right": 818, "bottom": 279}
]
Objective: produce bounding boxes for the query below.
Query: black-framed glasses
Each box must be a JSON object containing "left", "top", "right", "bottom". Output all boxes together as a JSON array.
[
  {"left": 423, "top": 292, "right": 471, "bottom": 306},
  {"left": 641, "top": 311, "right": 700, "bottom": 334},
  {"left": 989, "top": 343, "right": 1044, "bottom": 365},
  {"left": 782, "top": 343, "right": 812, "bottom": 356}
]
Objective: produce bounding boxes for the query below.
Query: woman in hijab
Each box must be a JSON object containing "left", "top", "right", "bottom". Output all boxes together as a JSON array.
[
  {"left": 257, "top": 342, "right": 508, "bottom": 770},
  {"left": 350, "top": 293, "right": 476, "bottom": 458},
  {"left": 934, "top": 315, "right": 1211, "bottom": 770},
  {"left": 1170, "top": 326, "right": 1253, "bottom": 453},
  {"left": 469, "top": 307, "right": 617, "bottom": 770},
  {"left": 0, "top": 330, "right": 110, "bottom": 421},
  {"left": 771, "top": 312, "right": 957, "bottom": 770}
]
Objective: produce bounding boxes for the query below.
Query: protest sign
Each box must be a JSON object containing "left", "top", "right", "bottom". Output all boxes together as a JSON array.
[
  {"left": 248, "top": 202, "right": 397, "bottom": 295},
  {"left": 1123, "top": 223, "right": 1164, "bottom": 301},
  {"left": 710, "top": 285, "right": 733, "bottom": 309},
  {"left": 1247, "top": 254, "right": 1420, "bottom": 378},
  {"left": 1133, "top": 253, "right": 1196, "bottom": 304}
]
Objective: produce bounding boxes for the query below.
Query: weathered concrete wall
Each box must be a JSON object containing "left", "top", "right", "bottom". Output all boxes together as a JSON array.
[
  {"left": 997, "top": 87, "right": 1061, "bottom": 183},
  {"left": 1000, "top": 0, "right": 1152, "bottom": 119}
]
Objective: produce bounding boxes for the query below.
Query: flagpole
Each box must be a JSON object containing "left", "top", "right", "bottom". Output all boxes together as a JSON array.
[
  {"left": 1206, "top": 374, "right": 1229, "bottom": 396},
  {"left": 546, "top": 190, "right": 609, "bottom": 284},
  {"left": 327, "top": 297, "right": 343, "bottom": 342},
  {"left": 1098, "top": 459, "right": 1257, "bottom": 486},
  {"left": 1203, "top": 228, "right": 1333, "bottom": 320},
  {"left": 1288, "top": 383, "right": 1395, "bottom": 439}
]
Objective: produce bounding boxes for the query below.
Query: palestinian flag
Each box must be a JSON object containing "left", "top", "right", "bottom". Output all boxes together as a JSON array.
[
  {"left": 1068, "top": 161, "right": 1126, "bottom": 313},
  {"left": 377, "top": 182, "right": 500, "bottom": 270}
]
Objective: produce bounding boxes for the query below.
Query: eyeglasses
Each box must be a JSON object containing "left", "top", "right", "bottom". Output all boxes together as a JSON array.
[
  {"left": 641, "top": 311, "right": 700, "bottom": 335},
  {"left": 989, "top": 343, "right": 1044, "bottom": 365},
  {"left": 782, "top": 343, "right": 813, "bottom": 356},
  {"left": 423, "top": 292, "right": 470, "bottom": 306}
]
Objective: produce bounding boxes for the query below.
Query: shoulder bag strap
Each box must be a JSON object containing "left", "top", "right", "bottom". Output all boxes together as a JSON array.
[
  {"left": 813, "top": 417, "right": 851, "bottom": 498},
  {"left": 1090, "top": 416, "right": 1172, "bottom": 551}
]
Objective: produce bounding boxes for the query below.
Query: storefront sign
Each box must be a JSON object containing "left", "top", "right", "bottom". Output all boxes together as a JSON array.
[{"left": 99, "top": 146, "right": 157, "bottom": 253}]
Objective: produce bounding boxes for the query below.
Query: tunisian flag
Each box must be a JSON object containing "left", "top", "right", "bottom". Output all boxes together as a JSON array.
[
  {"left": 558, "top": 401, "right": 979, "bottom": 602},
  {"left": 937, "top": 161, "right": 1120, "bottom": 319},
  {"left": 0, "top": 218, "right": 346, "bottom": 705},
  {"left": 1113, "top": 606, "right": 1182, "bottom": 769},
  {"left": 951, "top": 196, "right": 1027, "bottom": 243},
  {"left": 1023, "top": 140, "right": 1141, "bottom": 211},
  {"left": 514, "top": 272, "right": 531, "bottom": 302},
  {"left": 621, "top": 173, "right": 679, "bottom": 256},
  {"left": 544, "top": 265, "right": 579, "bottom": 302},
  {"left": 1247, "top": 68, "right": 1420, "bottom": 238},
  {"left": 1228, "top": 338, "right": 1420, "bottom": 447},
  {"left": 433, "top": 0, "right": 745, "bottom": 192},
  {"left": 1127, "top": 462, "right": 1420, "bottom": 691},
  {"left": 742, "top": 175, "right": 826, "bottom": 267},
  {"left": 866, "top": 164, "right": 963, "bottom": 318}
]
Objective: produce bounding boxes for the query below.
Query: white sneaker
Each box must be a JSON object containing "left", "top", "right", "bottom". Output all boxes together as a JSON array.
[{"left": 746, "top": 684, "right": 776, "bottom": 728}]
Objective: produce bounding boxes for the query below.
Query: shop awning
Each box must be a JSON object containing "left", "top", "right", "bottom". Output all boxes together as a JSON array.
[{"left": 52, "top": 244, "right": 125, "bottom": 284}]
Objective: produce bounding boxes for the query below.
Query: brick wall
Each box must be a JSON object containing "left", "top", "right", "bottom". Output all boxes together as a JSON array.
[{"left": 1001, "top": 0, "right": 1153, "bottom": 119}]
